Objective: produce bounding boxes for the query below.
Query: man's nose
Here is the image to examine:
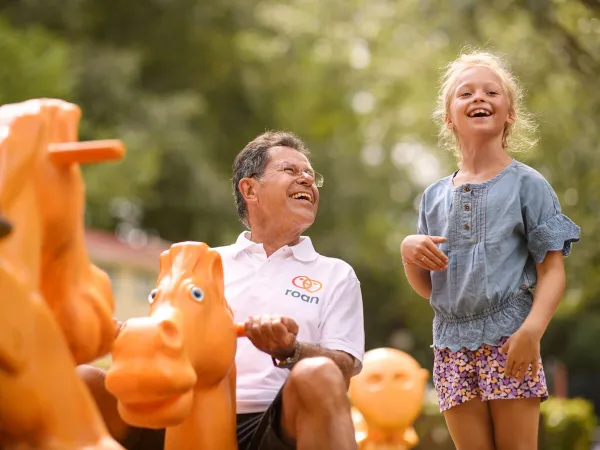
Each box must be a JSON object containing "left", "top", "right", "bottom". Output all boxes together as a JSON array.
[{"left": 297, "top": 172, "right": 314, "bottom": 186}]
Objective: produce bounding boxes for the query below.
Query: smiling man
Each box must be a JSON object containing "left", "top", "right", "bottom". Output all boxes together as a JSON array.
[
  {"left": 222, "top": 131, "right": 365, "bottom": 450},
  {"left": 79, "top": 131, "right": 365, "bottom": 450}
]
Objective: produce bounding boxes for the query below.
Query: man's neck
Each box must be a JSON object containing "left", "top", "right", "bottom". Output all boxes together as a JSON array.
[{"left": 248, "top": 228, "right": 302, "bottom": 258}]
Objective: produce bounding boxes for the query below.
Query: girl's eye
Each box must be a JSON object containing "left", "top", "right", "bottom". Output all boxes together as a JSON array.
[
  {"left": 488, "top": 91, "right": 498, "bottom": 95},
  {"left": 460, "top": 92, "right": 471, "bottom": 97}
]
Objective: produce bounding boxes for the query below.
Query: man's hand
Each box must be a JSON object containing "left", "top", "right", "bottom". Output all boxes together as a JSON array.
[
  {"left": 244, "top": 315, "right": 299, "bottom": 360},
  {"left": 113, "top": 318, "right": 124, "bottom": 339}
]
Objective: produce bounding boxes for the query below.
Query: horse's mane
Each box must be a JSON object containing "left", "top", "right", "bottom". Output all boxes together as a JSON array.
[{"left": 0, "top": 101, "right": 46, "bottom": 205}]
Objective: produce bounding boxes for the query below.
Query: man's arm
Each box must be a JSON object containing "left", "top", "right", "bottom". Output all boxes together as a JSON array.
[
  {"left": 244, "top": 315, "right": 358, "bottom": 388},
  {"left": 292, "top": 343, "right": 355, "bottom": 387}
]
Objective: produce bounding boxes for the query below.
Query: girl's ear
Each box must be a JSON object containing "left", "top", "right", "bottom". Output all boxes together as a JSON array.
[
  {"left": 507, "top": 106, "right": 516, "bottom": 125},
  {"left": 445, "top": 113, "right": 454, "bottom": 130}
]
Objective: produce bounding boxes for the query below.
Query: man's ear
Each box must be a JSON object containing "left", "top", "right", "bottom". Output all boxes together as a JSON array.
[{"left": 239, "top": 178, "right": 259, "bottom": 204}]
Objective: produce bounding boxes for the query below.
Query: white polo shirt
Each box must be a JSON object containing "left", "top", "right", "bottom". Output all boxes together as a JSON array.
[{"left": 214, "top": 232, "right": 365, "bottom": 414}]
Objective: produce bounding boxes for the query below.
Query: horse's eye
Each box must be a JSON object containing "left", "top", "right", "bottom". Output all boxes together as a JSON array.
[
  {"left": 148, "top": 288, "right": 159, "bottom": 304},
  {"left": 190, "top": 286, "right": 204, "bottom": 302}
]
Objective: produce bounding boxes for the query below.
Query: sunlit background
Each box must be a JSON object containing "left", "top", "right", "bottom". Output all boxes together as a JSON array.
[{"left": 3, "top": 0, "right": 599, "bottom": 448}]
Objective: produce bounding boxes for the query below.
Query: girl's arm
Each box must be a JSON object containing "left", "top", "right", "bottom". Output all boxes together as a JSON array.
[
  {"left": 503, "top": 250, "right": 566, "bottom": 380},
  {"left": 401, "top": 234, "right": 447, "bottom": 299},
  {"left": 521, "top": 250, "right": 566, "bottom": 337},
  {"left": 403, "top": 262, "right": 432, "bottom": 299}
]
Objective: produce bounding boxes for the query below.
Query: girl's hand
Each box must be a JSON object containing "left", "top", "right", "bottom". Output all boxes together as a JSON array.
[
  {"left": 500, "top": 326, "right": 541, "bottom": 381},
  {"left": 401, "top": 235, "right": 448, "bottom": 271}
]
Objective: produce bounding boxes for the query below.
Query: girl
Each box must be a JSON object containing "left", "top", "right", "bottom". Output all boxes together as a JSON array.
[{"left": 401, "top": 51, "right": 580, "bottom": 450}]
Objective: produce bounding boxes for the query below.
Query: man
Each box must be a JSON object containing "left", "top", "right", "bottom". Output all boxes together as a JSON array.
[{"left": 79, "top": 131, "right": 365, "bottom": 450}]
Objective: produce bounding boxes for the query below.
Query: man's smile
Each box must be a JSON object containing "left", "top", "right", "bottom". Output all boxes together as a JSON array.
[{"left": 288, "top": 191, "right": 314, "bottom": 204}]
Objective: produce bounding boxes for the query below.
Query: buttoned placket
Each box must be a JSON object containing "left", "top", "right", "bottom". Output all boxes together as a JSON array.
[
  {"left": 254, "top": 251, "right": 270, "bottom": 288},
  {"left": 459, "top": 185, "right": 473, "bottom": 240},
  {"left": 256, "top": 247, "right": 293, "bottom": 286}
]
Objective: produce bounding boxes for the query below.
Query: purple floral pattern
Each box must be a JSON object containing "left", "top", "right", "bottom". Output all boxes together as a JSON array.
[{"left": 433, "top": 337, "right": 548, "bottom": 412}]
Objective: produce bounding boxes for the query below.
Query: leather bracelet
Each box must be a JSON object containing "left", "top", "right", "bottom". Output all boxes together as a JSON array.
[{"left": 272, "top": 341, "right": 301, "bottom": 369}]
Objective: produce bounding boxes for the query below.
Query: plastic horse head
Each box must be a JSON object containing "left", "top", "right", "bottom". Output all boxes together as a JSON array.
[
  {"left": 349, "top": 348, "right": 429, "bottom": 450},
  {"left": 107, "top": 242, "right": 244, "bottom": 450},
  {"left": 0, "top": 99, "right": 124, "bottom": 449}
]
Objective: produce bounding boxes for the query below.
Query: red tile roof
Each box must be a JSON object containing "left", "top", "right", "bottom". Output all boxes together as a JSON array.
[{"left": 85, "top": 228, "right": 171, "bottom": 272}]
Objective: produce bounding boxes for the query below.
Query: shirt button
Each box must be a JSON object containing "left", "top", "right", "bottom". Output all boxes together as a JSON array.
[
  {"left": 465, "top": 204, "right": 471, "bottom": 211},
  {"left": 464, "top": 224, "right": 470, "bottom": 231},
  {"left": 464, "top": 186, "right": 470, "bottom": 192},
  {"left": 521, "top": 284, "right": 527, "bottom": 290}
]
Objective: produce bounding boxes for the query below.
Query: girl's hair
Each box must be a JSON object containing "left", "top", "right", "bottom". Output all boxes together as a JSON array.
[{"left": 433, "top": 50, "right": 538, "bottom": 157}]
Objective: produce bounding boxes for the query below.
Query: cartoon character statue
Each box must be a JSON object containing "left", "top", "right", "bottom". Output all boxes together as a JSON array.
[
  {"left": 0, "top": 99, "right": 125, "bottom": 449},
  {"left": 349, "top": 347, "right": 429, "bottom": 450},
  {"left": 106, "top": 242, "right": 245, "bottom": 450}
]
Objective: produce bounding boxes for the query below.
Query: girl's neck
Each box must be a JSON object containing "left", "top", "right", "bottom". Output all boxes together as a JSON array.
[{"left": 458, "top": 135, "right": 512, "bottom": 177}]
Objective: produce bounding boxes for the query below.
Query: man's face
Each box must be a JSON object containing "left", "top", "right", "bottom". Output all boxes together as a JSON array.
[{"left": 250, "top": 146, "right": 320, "bottom": 233}]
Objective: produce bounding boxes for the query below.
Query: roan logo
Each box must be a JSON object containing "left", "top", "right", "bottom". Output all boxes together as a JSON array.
[{"left": 285, "top": 289, "right": 319, "bottom": 304}]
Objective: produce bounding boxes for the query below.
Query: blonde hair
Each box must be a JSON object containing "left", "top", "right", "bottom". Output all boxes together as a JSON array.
[{"left": 433, "top": 50, "right": 538, "bottom": 157}]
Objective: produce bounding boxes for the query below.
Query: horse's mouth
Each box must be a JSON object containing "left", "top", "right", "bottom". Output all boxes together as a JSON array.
[
  {"left": 118, "top": 390, "right": 194, "bottom": 428},
  {"left": 122, "top": 393, "right": 184, "bottom": 414}
]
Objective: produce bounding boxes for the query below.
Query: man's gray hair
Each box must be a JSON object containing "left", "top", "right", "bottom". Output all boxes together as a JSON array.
[{"left": 232, "top": 131, "right": 310, "bottom": 228}]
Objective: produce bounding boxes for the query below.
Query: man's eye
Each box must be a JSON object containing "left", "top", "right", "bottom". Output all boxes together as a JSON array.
[{"left": 283, "top": 167, "right": 296, "bottom": 175}]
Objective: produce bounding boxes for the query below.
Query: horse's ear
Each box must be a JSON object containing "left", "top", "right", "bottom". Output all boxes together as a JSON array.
[
  {"left": 208, "top": 249, "right": 225, "bottom": 299},
  {"left": 158, "top": 249, "right": 172, "bottom": 283}
]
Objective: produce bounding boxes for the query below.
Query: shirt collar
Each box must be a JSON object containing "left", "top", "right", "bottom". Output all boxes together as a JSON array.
[{"left": 232, "top": 231, "right": 319, "bottom": 262}]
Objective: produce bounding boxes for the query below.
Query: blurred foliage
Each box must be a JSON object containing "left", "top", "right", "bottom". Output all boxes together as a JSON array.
[
  {"left": 540, "top": 397, "right": 597, "bottom": 450},
  {"left": 0, "top": 0, "right": 599, "bottom": 406},
  {"left": 413, "top": 395, "right": 597, "bottom": 450}
]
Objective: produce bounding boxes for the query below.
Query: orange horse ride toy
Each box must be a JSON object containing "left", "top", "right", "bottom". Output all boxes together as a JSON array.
[
  {"left": 107, "top": 242, "right": 245, "bottom": 450},
  {"left": 350, "top": 348, "right": 429, "bottom": 450},
  {"left": 0, "top": 98, "right": 125, "bottom": 449}
]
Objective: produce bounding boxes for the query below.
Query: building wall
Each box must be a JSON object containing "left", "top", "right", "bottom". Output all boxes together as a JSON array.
[
  {"left": 85, "top": 228, "right": 170, "bottom": 368},
  {"left": 98, "top": 263, "right": 157, "bottom": 320}
]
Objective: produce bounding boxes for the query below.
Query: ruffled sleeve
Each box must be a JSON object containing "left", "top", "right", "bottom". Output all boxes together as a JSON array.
[
  {"left": 523, "top": 174, "right": 580, "bottom": 263},
  {"left": 528, "top": 214, "right": 580, "bottom": 262}
]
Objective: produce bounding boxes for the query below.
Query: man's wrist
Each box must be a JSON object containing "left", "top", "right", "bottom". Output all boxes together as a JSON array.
[
  {"left": 272, "top": 341, "right": 301, "bottom": 369},
  {"left": 271, "top": 340, "right": 298, "bottom": 361}
]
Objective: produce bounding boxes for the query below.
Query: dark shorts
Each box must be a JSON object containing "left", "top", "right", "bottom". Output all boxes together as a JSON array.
[{"left": 121, "top": 388, "right": 294, "bottom": 450}]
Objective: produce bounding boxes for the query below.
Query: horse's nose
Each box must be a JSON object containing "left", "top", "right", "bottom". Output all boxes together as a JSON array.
[
  {"left": 0, "top": 214, "right": 12, "bottom": 238},
  {"left": 158, "top": 318, "right": 183, "bottom": 350}
]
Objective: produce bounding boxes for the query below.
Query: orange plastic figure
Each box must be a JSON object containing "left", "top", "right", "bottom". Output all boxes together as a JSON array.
[
  {"left": 0, "top": 99, "right": 125, "bottom": 448},
  {"left": 106, "top": 242, "right": 245, "bottom": 450},
  {"left": 349, "top": 348, "right": 429, "bottom": 450}
]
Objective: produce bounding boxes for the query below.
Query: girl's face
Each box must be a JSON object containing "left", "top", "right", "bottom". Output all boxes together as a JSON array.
[{"left": 446, "top": 65, "right": 514, "bottom": 144}]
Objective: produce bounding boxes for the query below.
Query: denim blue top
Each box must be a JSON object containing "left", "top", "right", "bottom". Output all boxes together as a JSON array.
[{"left": 418, "top": 159, "right": 580, "bottom": 351}]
